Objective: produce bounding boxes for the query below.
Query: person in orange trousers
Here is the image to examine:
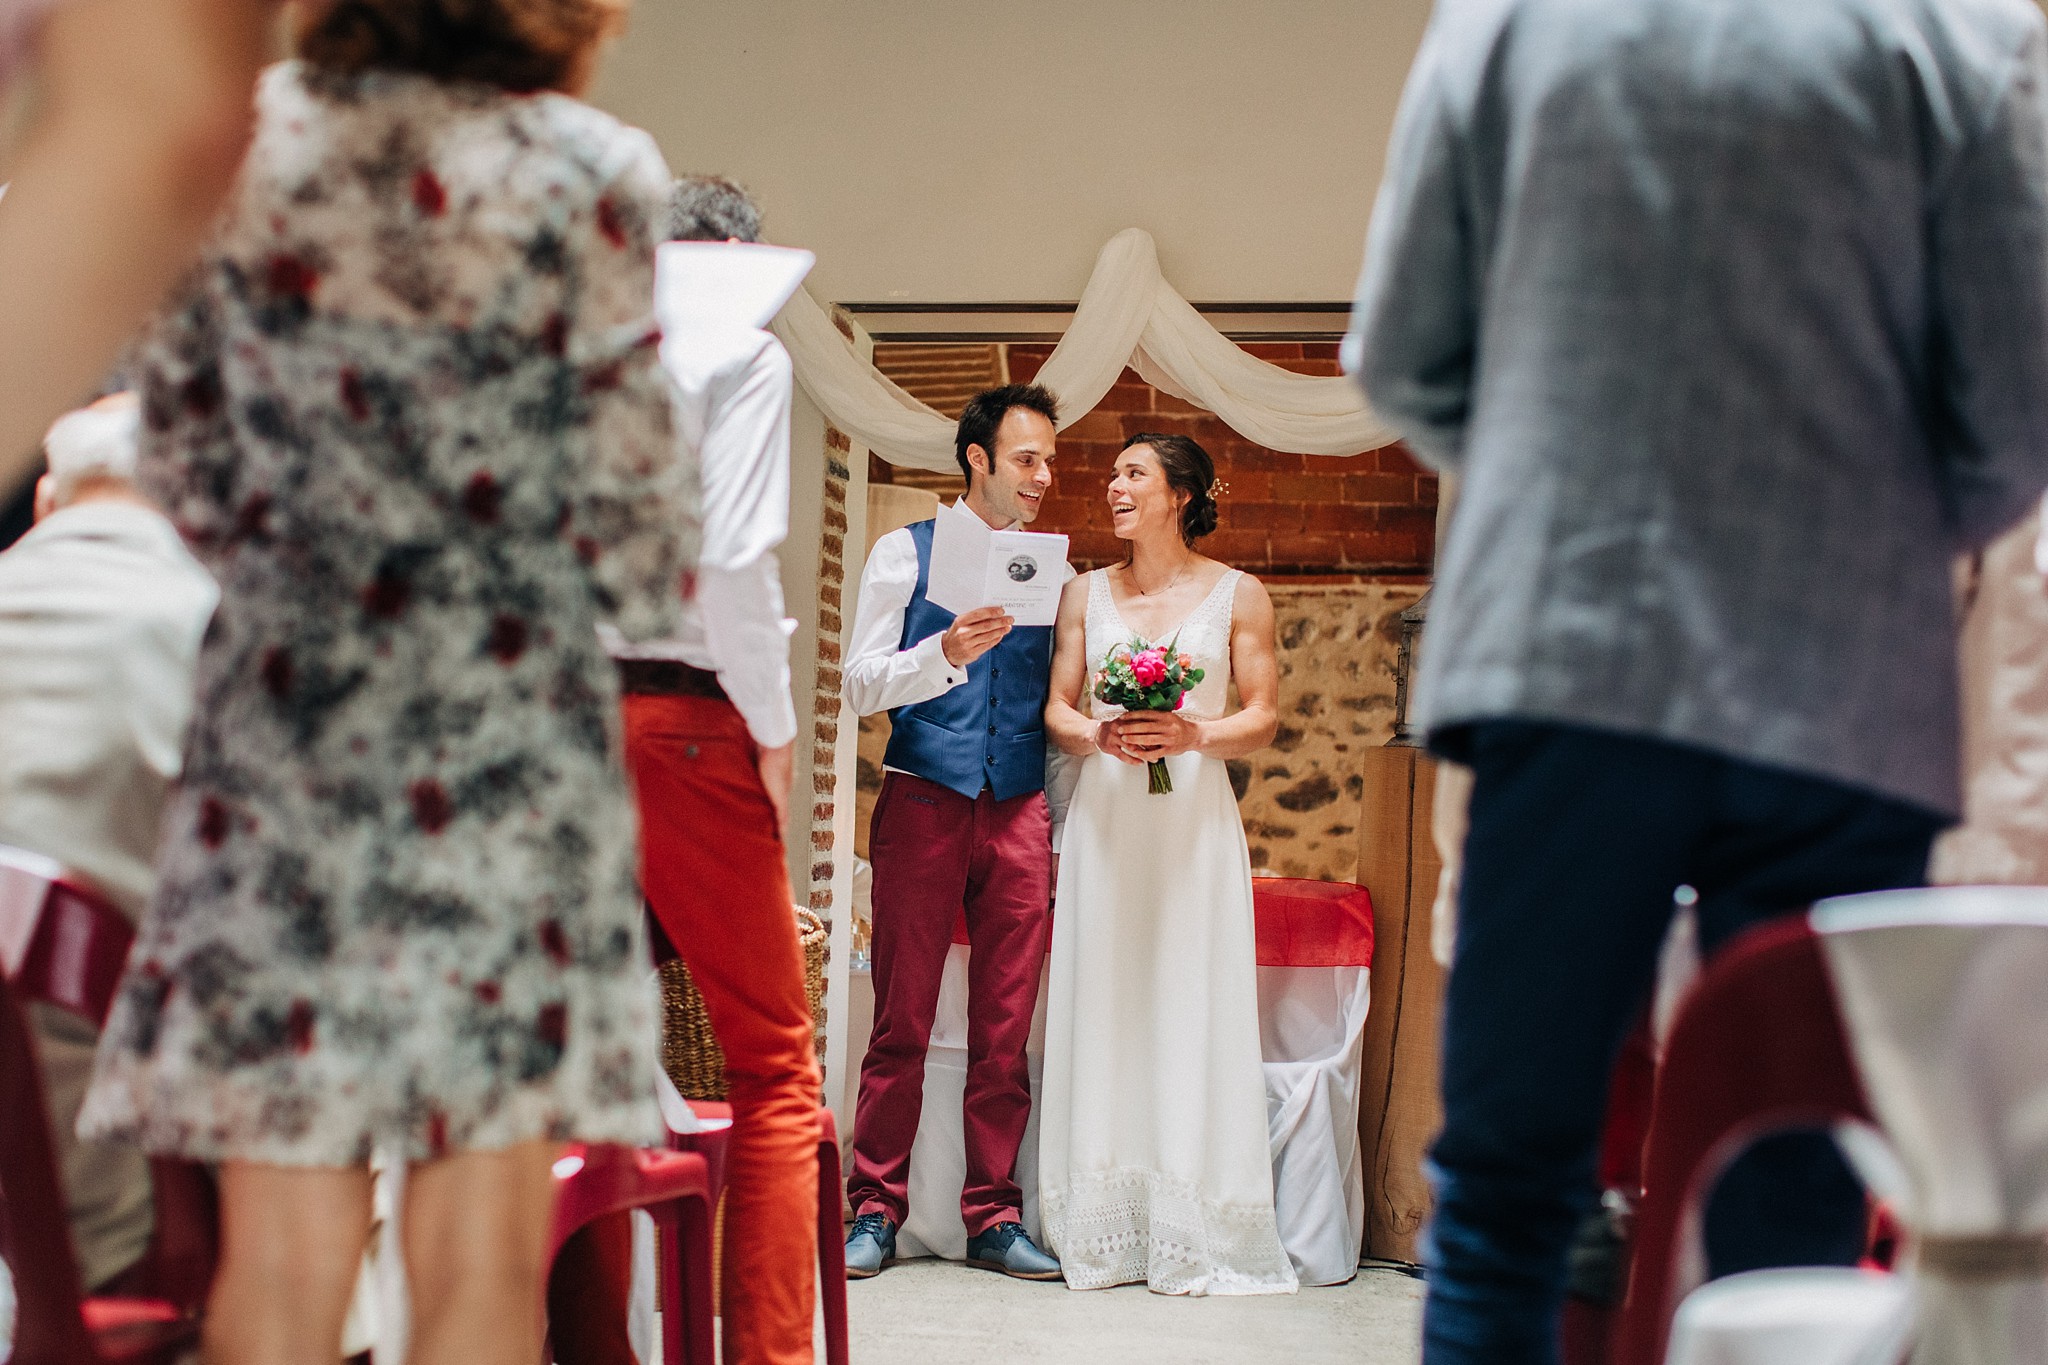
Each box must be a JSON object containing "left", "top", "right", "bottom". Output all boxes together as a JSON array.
[
  {"left": 549, "top": 695, "right": 822, "bottom": 1364},
  {"left": 549, "top": 177, "right": 821, "bottom": 1365}
]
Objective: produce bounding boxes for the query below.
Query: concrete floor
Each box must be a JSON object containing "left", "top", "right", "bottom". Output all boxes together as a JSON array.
[{"left": 839, "top": 1258, "right": 1424, "bottom": 1365}]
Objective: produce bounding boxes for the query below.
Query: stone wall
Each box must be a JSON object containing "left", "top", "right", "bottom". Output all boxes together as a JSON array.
[
  {"left": 1235, "top": 580, "right": 1426, "bottom": 883},
  {"left": 852, "top": 579, "right": 1426, "bottom": 889}
]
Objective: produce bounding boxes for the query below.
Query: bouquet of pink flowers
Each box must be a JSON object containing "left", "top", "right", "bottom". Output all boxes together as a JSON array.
[{"left": 1092, "top": 637, "right": 1206, "bottom": 794}]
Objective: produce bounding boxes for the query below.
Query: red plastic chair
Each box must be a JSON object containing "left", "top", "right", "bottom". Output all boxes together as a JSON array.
[
  {"left": 0, "top": 847, "right": 219, "bottom": 1365},
  {"left": 671, "top": 1098, "right": 850, "bottom": 1365},
  {"left": 546, "top": 1140, "right": 720, "bottom": 1365},
  {"left": 547, "top": 1097, "right": 847, "bottom": 1365},
  {"left": 815, "top": 1107, "right": 848, "bottom": 1365},
  {"left": 1611, "top": 916, "right": 1872, "bottom": 1365}
]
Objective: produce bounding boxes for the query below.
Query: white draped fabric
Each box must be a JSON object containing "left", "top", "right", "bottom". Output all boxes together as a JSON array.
[{"left": 769, "top": 228, "right": 1395, "bottom": 472}]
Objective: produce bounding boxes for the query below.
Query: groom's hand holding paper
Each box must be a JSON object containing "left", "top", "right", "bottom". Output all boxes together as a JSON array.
[
  {"left": 926, "top": 498, "right": 1070, "bottom": 628},
  {"left": 941, "top": 606, "right": 1013, "bottom": 667}
]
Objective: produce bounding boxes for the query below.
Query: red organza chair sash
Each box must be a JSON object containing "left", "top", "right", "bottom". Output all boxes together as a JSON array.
[{"left": 1252, "top": 878, "right": 1375, "bottom": 967}]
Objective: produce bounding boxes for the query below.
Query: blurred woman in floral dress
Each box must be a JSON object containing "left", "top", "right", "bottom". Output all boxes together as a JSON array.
[{"left": 78, "top": 3, "right": 696, "bottom": 1362}]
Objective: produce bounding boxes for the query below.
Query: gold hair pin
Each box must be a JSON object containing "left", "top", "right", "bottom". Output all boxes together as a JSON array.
[{"left": 1208, "top": 478, "right": 1231, "bottom": 500}]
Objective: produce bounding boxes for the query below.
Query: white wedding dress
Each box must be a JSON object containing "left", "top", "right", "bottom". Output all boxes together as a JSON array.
[{"left": 1039, "top": 568, "right": 1298, "bottom": 1295}]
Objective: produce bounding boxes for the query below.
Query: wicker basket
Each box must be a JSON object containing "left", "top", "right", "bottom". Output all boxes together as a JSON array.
[{"left": 660, "top": 908, "right": 829, "bottom": 1101}]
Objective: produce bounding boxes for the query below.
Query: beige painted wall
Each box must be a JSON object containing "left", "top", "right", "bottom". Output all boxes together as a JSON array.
[{"left": 595, "top": 1, "right": 1433, "bottom": 305}]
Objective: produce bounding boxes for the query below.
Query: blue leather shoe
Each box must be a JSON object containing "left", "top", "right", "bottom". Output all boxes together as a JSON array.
[
  {"left": 965, "top": 1221, "right": 1063, "bottom": 1281},
  {"left": 845, "top": 1211, "right": 897, "bottom": 1279}
]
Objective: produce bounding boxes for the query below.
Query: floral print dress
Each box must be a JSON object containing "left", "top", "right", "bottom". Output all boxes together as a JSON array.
[{"left": 79, "top": 62, "right": 698, "bottom": 1165}]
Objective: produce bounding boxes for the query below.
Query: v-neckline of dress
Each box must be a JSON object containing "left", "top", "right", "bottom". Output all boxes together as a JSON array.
[{"left": 1100, "top": 566, "right": 1234, "bottom": 647}]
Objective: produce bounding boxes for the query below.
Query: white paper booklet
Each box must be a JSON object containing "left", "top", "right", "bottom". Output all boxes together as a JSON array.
[
  {"left": 654, "top": 241, "right": 816, "bottom": 332},
  {"left": 925, "top": 499, "right": 1070, "bottom": 627}
]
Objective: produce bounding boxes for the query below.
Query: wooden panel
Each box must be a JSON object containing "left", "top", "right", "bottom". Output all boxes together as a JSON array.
[{"left": 1353, "top": 746, "right": 1447, "bottom": 1263}]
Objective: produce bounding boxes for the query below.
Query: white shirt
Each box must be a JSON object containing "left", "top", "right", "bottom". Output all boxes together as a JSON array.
[
  {"left": 603, "top": 322, "right": 798, "bottom": 749},
  {"left": 0, "top": 500, "right": 217, "bottom": 916},
  {"left": 844, "top": 502, "right": 1078, "bottom": 843},
  {"left": 842, "top": 521, "right": 972, "bottom": 719}
]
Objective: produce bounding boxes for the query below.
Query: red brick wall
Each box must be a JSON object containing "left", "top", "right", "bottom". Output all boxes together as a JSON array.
[{"left": 1005, "top": 341, "right": 1436, "bottom": 575}]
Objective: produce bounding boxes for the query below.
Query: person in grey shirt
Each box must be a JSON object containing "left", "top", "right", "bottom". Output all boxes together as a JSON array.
[
  {"left": 1347, "top": 1, "right": 2048, "bottom": 1361},
  {"left": 0, "top": 394, "right": 216, "bottom": 1291}
]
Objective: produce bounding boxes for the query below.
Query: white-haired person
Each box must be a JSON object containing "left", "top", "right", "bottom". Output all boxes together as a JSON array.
[{"left": 0, "top": 392, "right": 217, "bottom": 1293}]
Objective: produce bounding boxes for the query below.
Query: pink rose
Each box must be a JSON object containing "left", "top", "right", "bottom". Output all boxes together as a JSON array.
[
  {"left": 1174, "top": 693, "right": 1187, "bottom": 710},
  {"left": 1131, "top": 650, "right": 1168, "bottom": 687}
]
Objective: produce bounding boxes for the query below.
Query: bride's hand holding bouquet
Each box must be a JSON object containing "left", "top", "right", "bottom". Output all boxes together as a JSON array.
[{"left": 1092, "top": 638, "right": 1205, "bottom": 793}]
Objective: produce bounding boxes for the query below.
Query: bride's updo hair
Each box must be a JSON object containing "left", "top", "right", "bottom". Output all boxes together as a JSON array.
[{"left": 1123, "top": 432, "right": 1220, "bottom": 545}]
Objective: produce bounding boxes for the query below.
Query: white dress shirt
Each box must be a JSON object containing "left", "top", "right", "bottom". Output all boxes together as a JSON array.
[
  {"left": 0, "top": 500, "right": 216, "bottom": 914},
  {"left": 603, "top": 322, "right": 798, "bottom": 749},
  {"left": 842, "top": 522, "right": 972, "bottom": 719},
  {"left": 844, "top": 502, "right": 1077, "bottom": 843}
]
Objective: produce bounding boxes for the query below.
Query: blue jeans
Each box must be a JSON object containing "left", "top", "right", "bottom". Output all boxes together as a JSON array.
[{"left": 1423, "top": 722, "right": 1942, "bottom": 1365}]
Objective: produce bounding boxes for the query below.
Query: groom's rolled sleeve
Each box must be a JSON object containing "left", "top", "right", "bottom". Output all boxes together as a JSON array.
[{"left": 843, "top": 527, "right": 970, "bottom": 718}]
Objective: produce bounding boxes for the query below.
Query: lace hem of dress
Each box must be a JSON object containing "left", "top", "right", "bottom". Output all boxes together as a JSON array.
[{"left": 1042, "top": 1166, "right": 1299, "bottom": 1295}]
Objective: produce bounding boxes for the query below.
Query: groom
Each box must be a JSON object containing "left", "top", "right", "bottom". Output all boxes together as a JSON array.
[{"left": 841, "top": 383, "right": 1067, "bottom": 1280}]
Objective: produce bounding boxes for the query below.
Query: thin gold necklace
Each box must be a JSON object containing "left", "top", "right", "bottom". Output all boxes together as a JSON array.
[{"left": 1127, "top": 555, "right": 1194, "bottom": 597}]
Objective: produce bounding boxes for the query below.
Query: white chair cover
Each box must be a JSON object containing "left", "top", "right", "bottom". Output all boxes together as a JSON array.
[
  {"left": 1668, "top": 1268, "right": 1914, "bottom": 1365},
  {"left": 0, "top": 844, "right": 63, "bottom": 976},
  {"left": 1258, "top": 964, "right": 1372, "bottom": 1285},
  {"left": 350, "top": 1144, "right": 409, "bottom": 1365},
  {"left": 1813, "top": 887, "right": 2048, "bottom": 1365},
  {"left": 895, "top": 944, "right": 1050, "bottom": 1259}
]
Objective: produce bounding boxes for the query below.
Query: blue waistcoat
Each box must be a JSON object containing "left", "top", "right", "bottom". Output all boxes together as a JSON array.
[{"left": 881, "top": 519, "right": 1052, "bottom": 802}]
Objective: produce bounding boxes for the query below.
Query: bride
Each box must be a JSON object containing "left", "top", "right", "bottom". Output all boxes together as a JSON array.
[{"left": 1038, "top": 432, "right": 1296, "bottom": 1295}]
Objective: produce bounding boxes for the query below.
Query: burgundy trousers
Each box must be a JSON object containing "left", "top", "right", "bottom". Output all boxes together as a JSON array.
[{"left": 847, "top": 772, "right": 1052, "bottom": 1235}]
